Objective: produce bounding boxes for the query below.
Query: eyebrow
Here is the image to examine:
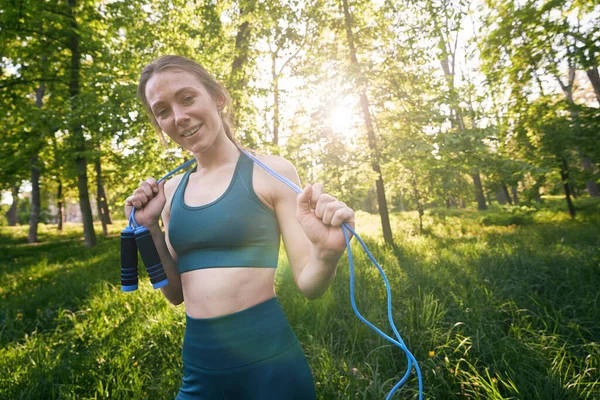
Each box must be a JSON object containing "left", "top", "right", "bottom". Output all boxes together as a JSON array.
[{"left": 151, "top": 87, "right": 197, "bottom": 110}]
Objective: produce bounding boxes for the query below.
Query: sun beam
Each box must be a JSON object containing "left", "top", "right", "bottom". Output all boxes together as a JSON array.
[{"left": 328, "top": 103, "right": 357, "bottom": 138}]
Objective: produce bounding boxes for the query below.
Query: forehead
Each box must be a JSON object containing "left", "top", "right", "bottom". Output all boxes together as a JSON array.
[{"left": 145, "top": 69, "right": 206, "bottom": 106}]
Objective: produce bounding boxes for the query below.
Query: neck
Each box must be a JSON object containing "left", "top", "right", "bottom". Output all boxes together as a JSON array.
[{"left": 191, "top": 131, "right": 240, "bottom": 170}]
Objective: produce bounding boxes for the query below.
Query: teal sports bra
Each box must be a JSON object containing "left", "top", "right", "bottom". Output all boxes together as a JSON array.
[{"left": 168, "top": 152, "right": 281, "bottom": 274}]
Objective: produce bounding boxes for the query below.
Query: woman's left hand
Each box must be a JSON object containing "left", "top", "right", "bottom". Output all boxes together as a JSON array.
[{"left": 296, "top": 183, "right": 355, "bottom": 259}]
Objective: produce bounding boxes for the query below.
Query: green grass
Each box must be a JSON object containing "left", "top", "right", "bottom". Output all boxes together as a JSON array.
[{"left": 1, "top": 198, "right": 599, "bottom": 399}]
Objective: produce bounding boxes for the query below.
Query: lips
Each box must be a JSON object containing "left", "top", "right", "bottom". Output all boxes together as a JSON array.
[{"left": 181, "top": 123, "right": 203, "bottom": 137}]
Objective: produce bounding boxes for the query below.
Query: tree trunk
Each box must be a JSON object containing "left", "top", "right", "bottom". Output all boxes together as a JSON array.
[
  {"left": 271, "top": 51, "right": 280, "bottom": 146},
  {"left": 341, "top": 0, "right": 393, "bottom": 244},
  {"left": 6, "top": 185, "right": 19, "bottom": 226},
  {"left": 229, "top": 0, "right": 255, "bottom": 130},
  {"left": 57, "top": 178, "right": 64, "bottom": 231},
  {"left": 495, "top": 190, "right": 507, "bottom": 205},
  {"left": 559, "top": 157, "right": 576, "bottom": 218},
  {"left": 430, "top": 10, "right": 485, "bottom": 210},
  {"left": 561, "top": 68, "right": 599, "bottom": 199},
  {"left": 95, "top": 158, "right": 110, "bottom": 236},
  {"left": 571, "top": 185, "right": 579, "bottom": 199},
  {"left": 411, "top": 175, "right": 424, "bottom": 235},
  {"left": 511, "top": 186, "right": 519, "bottom": 205},
  {"left": 582, "top": 157, "right": 599, "bottom": 198},
  {"left": 586, "top": 66, "right": 600, "bottom": 106},
  {"left": 485, "top": 188, "right": 493, "bottom": 207},
  {"left": 28, "top": 155, "right": 41, "bottom": 243},
  {"left": 397, "top": 189, "right": 405, "bottom": 211},
  {"left": 501, "top": 182, "right": 512, "bottom": 205},
  {"left": 68, "top": 0, "right": 96, "bottom": 247},
  {"left": 471, "top": 171, "right": 487, "bottom": 210},
  {"left": 28, "top": 80, "right": 46, "bottom": 243}
]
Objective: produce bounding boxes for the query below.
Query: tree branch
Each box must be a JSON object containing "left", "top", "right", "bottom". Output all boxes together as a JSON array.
[
  {"left": 0, "top": 77, "right": 66, "bottom": 90},
  {"left": 42, "top": 6, "right": 73, "bottom": 19},
  {"left": 1, "top": 26, "right": 70, "bottom": 47}
]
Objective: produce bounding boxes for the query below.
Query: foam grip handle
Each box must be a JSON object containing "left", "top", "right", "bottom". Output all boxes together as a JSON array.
[
  {"left": 134, "top": 226, "right": 169, "bottom": 289},
  {"left": 121, "top": 226, "right": 139, "bottom": 292}
]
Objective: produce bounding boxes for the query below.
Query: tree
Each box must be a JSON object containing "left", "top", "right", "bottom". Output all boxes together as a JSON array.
[
  {"left": 65, "top": 0, "right": 96, "bottom": 247},
  {"left": 256, "top": 0, "right": 318, "bottom": 146},
  {"left": 422, "top": 0, "right": 489, "bottom": 210},
  {"left": 480, "top": 0, "right": 600, "bottom": 200},
  {"left": 339, "top": 0, "right": 394, "bottom": 244}
]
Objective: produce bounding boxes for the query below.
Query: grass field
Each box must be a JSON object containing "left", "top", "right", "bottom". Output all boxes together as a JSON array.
[{"left": 1, "top": 198, "right": 599, "bottom": 399}]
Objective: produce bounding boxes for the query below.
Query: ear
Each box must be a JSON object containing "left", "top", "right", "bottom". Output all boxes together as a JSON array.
[{"left": 215, "top": 96, "right": 225, "bottom": 108}]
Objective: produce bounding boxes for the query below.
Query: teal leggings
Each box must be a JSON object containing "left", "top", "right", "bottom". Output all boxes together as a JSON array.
[{"left": 176, "top": 297, "right": 316, "bottom": 400}]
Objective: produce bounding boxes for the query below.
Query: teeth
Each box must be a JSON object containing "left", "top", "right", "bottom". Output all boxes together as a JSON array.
[{"left": 182, "top": 124, "right": 202, "bottom": 137}]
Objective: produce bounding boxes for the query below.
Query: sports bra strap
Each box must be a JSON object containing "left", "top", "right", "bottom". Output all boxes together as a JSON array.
[
  {"left": 237, "top": 152, "right": 254, "bottom": 189},
  {"left": 170, "top": 166, "right": 195, "bottom": 213}
]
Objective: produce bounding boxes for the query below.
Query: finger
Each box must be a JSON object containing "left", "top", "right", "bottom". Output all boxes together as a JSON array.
[
  {"left": 146, "top": 177, "right": 159, "bottom": 194},
  {"left": 125, "top": 196, "right": 135, "bottom": 217},
  {"left": 140, "top": 180, "right": 154, "bottom": 199},
  {"left": 133, "top": 188, "right": 149, "bottom": 206},
  {"left": 156, "top": 180, "right": 166, "bottom": 201},
  {"left": 314, "top": 193, "right": 336, "bottom": 220},
  {"left": 331, "top": 207, "right": 355, "bottom": 228},
  {"left": 126, "top": 195, "right": 143, "bottom": 210},
  {"left": 322, "top": 201, "right": 347, "bottom": 225},
  {"left": 296, "top": 184, "right": 313, "bottom": 220},
  {"left": 311, "top": 183, "right": 325, "bottom": 207}
]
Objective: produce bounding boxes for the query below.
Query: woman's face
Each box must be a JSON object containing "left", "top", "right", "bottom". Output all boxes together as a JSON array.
[{"left": 145, "top": 69, "right": 224, "bottom": 154}]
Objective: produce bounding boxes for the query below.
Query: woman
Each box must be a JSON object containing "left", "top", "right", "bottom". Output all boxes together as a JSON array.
[{"left": 125, "top": 55, "right": 355, "bottom": 399}]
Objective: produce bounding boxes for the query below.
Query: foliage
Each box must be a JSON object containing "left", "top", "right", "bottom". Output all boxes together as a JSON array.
[{"left": 2, "top": 0, "right": 599, "bottom": 228}]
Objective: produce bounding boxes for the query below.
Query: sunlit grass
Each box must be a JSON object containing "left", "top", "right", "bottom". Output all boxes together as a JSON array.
[{"left": 1, "top": 198, "right": 599, "bottom": 399}]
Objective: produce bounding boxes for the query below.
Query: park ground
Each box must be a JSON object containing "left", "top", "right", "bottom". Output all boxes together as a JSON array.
[{"left": 1, "top": 198, "right": 599, "bottom": 399}]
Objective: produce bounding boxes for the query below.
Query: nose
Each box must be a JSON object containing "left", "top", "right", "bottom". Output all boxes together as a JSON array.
[{"left": 173, "top": 106, "right": 190, "bottom": 127}]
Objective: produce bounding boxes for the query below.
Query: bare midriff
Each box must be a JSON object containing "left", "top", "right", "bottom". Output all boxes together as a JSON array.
[{"left": 181, "top": 267, "right": 277, "bottom": 318}]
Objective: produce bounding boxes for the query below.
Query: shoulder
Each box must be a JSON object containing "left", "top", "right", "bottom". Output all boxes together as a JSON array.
[
  {"left": 163, "top": 172, "right": 187, "bottom": 216},
  {"left": 164, "top": 172, "right": 185, "bottom": 194},
  {"left": 248, "top": 152, "right": 299, "bottom": 183},
  {"left": 246, "top": 151, "right": 301, "bottom": 207}
]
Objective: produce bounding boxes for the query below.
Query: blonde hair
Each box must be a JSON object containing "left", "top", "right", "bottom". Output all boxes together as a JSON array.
[{"left": 137, "top": 55, "right": 236, "bottom": 145}]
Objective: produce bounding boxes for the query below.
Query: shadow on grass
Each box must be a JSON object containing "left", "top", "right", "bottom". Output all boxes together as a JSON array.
[
  {"left": 385, "top": 220, "right": 600, "bottom": 399},
  {"left": 1, "top": 295, "right": 185, "bottom": 400},
  {"left": 0, "top": 235, "right": 124, "bottom": 347},
  {"left": 1, "top": 229, "right": 185, "bottom": 399},
  {"left": 0, "top": 225, "right": 88, "bottom": 248}
]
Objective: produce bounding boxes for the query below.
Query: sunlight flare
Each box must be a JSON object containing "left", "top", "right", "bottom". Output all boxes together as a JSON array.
[{"left": 328, "top": 102, "right": 357, "bottom": 137}]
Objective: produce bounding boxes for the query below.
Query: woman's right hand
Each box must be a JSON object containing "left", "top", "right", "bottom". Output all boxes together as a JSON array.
[{"left": 125, "top": 178, "right": 166, "bottom": 228}]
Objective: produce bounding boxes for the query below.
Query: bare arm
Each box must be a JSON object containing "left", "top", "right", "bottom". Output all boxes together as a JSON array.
[{"left": 264, "top": 156, "right": 355, "bottom": 300}]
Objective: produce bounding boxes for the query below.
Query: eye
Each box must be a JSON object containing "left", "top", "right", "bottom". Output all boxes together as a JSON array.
[
  {"left": 182, "top": 95, "right": 194, "bottom": 105},
  {"left": 156, "top": 108, "right": 169, "bottom": 118}
]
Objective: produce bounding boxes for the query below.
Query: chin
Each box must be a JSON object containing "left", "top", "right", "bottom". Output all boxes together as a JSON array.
[{"left": 188, "top": 140, "right": 215, "bottom": 155}]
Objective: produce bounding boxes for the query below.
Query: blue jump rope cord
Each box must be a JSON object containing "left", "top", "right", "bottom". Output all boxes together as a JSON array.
[{"left": 129, "top": 149, "right": 423, "bottom": 400}]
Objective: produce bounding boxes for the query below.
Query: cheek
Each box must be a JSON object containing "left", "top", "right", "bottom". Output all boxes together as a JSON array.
[{"left": 156, "top": 117, "right": 174, "bottom": 133}]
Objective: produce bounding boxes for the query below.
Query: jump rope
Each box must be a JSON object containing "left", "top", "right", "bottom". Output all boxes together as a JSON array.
[{"left": 121, "top": 147, "right": 423, "bottom": 399}]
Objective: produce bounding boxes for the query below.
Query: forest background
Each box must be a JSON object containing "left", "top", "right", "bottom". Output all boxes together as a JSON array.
[
  {"left": 2, "top": 0, "right": 600, "bottom": 241},
  {"left": 1, "top": 0, "right": 599, "bottom": 399}
]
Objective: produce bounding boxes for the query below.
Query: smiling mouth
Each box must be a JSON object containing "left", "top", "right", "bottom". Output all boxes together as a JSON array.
[{"left": 181, "top": 123, "right": 203, "bottom": 137}]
